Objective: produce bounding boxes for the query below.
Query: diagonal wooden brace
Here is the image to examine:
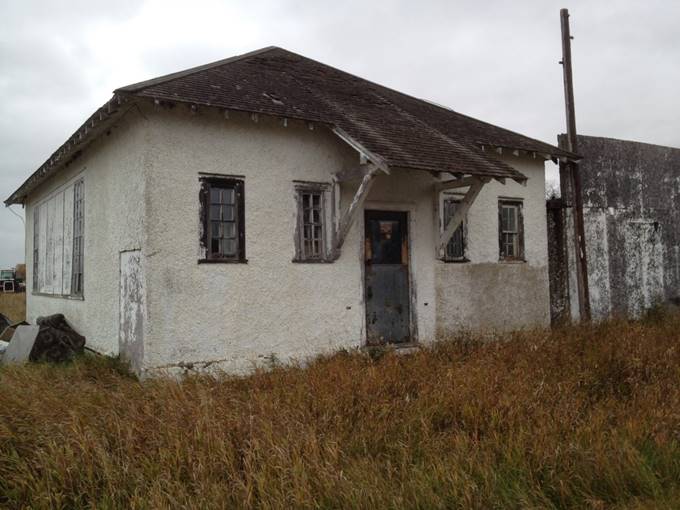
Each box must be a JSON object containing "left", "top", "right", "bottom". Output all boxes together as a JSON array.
[
  {"left": 438, "top": 178, "right": 486, "bottom": 257},
  {"left": 435, "top": 175, "right": 480, "bottom": 192},
  {"left": 333, "top": 165, "right": 381, "bottom": 255}
]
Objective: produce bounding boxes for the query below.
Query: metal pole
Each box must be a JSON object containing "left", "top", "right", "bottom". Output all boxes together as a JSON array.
[{"left": 560, "top": 8, "right": 591, "bottom": 321}]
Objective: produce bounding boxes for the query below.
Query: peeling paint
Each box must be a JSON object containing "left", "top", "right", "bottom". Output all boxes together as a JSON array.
[
  {"left": 119, "top": 250, "right": 145, "bottom": 374},
  {"left": 25, "top": 107, "right": 148, "bottom": 355},
  {"left": 549, "top": 135, "right": 680, "bottom": 321}
]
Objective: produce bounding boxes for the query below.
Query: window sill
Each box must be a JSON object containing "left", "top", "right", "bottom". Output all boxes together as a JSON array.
[
  {"left": 198, "top": 259, "right": 248, "bottom": 264},
  {"left": 442, "top": 257, "right": 470, "bottom": 264},
  {"left": 291, "top": 258, "right": 334, "bottom": 264},
  {"left": 499, "top": 258, "right": 526, "bottom": 264},
  {"left": 32, "top": 292, "right": 84, "bottom": 301}
]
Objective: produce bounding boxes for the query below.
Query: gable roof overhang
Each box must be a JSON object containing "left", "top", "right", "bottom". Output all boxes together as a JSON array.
[
  {"left": 4, "top": 94, "right": 133, "bottom": 206},
  {"left": 6, "top": 46, "right": 580, "bottom": 206}
]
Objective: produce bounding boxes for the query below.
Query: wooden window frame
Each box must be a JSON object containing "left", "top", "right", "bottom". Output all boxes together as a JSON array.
[
  {"left": 30, "top": 177, "right": 85, "bottom": 299},
  {"left": 71, "top": 179, "right": 85, "bottom": 296},
  {"left": 32, "top": 205, "right": 39, "bottom": 291},
  {"left": 442, "top": 196, "right": 468, "bottom": 262},
  {"left": 293, "top": 182, "right": 330, "bottom": 263},
  {"left": 199, "top": 176, "right": 246, "bottom": 264},
  {"left": 498, "top": 199, "right": 525, "bottom": 262}
]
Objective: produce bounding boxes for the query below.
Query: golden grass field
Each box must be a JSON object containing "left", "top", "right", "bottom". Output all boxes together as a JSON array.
[
  {"left": 0, "top": 291, "right": 26, "bottom": 324},
  {"left": 1, "top": 310, "right": 679, "bottom": 509}
]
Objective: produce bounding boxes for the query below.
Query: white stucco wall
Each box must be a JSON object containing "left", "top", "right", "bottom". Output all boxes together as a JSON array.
[
  {"left": 141, "top": 106, "right": 364, "bottom": 374},
  {"left": 435, "top": 155, "right": 551, "bottom": 334},
  {"left": 24, "top": 109, "right": 148, "bottom": 354},
  {"left": 22, "top": 100, "right": 551, "bottom": 375},
  {"left": 139, "top": 104, "right": 549, "bottom": 374}
]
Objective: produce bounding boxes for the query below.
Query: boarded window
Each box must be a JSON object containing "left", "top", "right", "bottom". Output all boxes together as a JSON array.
[
  {"left": 443, "top": 197, "right": 466, "bottom": 261},
  {"left": 499, "top": 200, "right": 524, "bottom": 261},
  {"left": 32, "top": 177, "right": 84, "bottom": 297},
  {"left": 32, "top": 206, "right": 39, "bottom": 291},
  {"left": 71, "top": 179, "right": 84, "bottom": 295},
  {"left": 294, "top": 183, "right": 329, "bottom": 262},
  {"left": 199, "top": 177, "right": 246, "bottom": 262}
]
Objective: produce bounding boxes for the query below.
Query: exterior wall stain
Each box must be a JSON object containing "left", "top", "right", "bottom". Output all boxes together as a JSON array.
[
  {"left": 119, "top": 250, "right": 145, "bottom": 373},
  {"left": 549, "top": 135, "right": 680, "bottom": 322}
]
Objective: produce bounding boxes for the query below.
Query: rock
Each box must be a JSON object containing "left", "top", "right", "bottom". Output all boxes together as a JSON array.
[
  {"left": 31, "top": 314, "right": 86, "bottom": 363},
  {"left": 1, "top": 325, "right": 40, "bottom": 365}
]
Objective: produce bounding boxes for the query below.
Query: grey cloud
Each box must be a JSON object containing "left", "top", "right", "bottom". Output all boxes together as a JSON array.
[{"left": 1, "top": 0, "right": 679, "bottom": 267}]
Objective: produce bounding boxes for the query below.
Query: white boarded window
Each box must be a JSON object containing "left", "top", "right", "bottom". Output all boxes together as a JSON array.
[
  {"left": 32, "top": 206, "right": 39, "bottom": 291},
  {"left": 32, "top": 178, "right": 84, "bottom": 297}
]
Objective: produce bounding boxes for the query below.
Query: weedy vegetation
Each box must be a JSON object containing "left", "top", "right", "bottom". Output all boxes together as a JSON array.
[{"left": 1, "top": 311, "right": 680, "bottom": 509}]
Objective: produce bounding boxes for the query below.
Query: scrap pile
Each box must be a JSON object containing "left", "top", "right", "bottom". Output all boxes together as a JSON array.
[{"left": 0, "top": 313, "right": 85, "bottom": 365}]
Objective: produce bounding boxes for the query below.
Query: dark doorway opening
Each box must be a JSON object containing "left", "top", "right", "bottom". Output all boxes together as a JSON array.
[{"left": 364, "top": 210, "right": 411, "bottom": 345}]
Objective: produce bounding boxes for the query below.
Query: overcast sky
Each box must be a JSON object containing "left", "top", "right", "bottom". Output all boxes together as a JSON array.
[{"left": 1, "top": 0, "right": 678, "bottom": 267}]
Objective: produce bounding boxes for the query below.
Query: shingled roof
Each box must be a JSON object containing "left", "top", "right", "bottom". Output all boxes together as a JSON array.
[{"left": 6, "top": 46, "right": 576, "bottom": 205}]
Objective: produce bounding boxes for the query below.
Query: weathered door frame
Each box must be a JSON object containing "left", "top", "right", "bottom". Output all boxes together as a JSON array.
[{"left": 361, "top": 201, "right": 418, "bottom": 345}]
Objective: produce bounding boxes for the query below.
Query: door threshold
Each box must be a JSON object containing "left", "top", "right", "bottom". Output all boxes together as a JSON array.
[{"left": 362, "top": 342, "right": 421, "bottom": 352}]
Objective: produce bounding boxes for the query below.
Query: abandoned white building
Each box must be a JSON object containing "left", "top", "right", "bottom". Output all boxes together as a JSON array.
[{"left": 5, "top": 47, "right": 578, "bottom": 375}]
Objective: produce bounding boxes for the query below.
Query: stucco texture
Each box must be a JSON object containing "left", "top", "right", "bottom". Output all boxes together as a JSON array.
[
  {"left": 142, "top": 107, "right": 364, "bottom": 374},
  {"left": 25, "top": 101, "right": 550, "bottom": 375},
  {"left": 24, "top": 109, "right": 147, "bottom": 354},
  {"left": 435, "top": 156, "right": 550, "bottom": 333},
  {"left": 141, "top": 105, "right": 549, "bottom": 373}
]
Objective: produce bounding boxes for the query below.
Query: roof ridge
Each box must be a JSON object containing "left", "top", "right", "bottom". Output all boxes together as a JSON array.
[{"left": 115, "top": 46, "right": 281, "bottom": 93}]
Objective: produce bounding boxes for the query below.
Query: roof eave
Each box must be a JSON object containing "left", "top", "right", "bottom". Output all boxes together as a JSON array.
[
  {"left": 4, "top": 94, "right": 133, "bottom": 206},
  {"left": 478, "top": 142, "right": 580, "bottom": 163}
]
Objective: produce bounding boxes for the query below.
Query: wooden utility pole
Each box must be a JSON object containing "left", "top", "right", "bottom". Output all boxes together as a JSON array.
[{"left": 560, "top": 8, "right": 591, "bottom": 321}]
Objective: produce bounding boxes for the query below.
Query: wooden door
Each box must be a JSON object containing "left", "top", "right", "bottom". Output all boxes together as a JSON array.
[{"left": 364, "top": 210, "right": 410, "bottom": 345}]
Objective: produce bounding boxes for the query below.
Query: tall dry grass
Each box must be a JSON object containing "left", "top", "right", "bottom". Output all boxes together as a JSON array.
[{"left": 1, "top": 312, "right": 679, "bottom": 509}]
